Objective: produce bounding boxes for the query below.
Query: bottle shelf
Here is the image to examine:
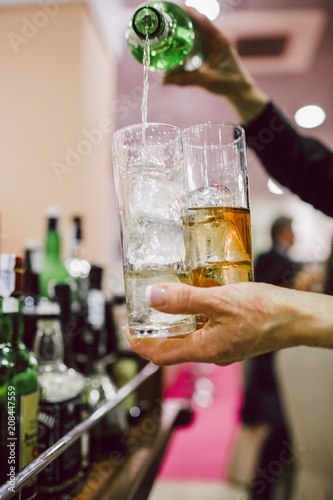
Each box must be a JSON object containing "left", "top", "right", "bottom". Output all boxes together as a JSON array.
[{"left": 0, "top": 362, "right": 193, "bottom": 500}]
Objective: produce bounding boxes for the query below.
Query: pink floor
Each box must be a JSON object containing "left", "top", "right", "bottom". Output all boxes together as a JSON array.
[{"left": 159, "top": 362, "right": 244, "bottom": 480}]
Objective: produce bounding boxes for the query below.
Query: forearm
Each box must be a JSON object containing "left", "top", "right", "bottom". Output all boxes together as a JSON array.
[
  {"left": 244, "top": 103, "right": 333, "bottom": 216},
  {"left": 269, "top": 288, "right": 333, "bottom": 351},
  {"left": 225, "top": 67, "right": 270, "bottom": 124}
]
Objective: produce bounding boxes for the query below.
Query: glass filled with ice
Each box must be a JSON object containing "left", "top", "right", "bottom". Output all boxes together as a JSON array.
[
  {"left": 111, "top": 123, "right": 196, "bottom": 338},
  {"left": 182, "top": 122, "right": 253, "bottom": 326}
]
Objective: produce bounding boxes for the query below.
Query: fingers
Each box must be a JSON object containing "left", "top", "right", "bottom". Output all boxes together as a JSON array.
[
  {"left": 184, "top": 6, "right": 231, "bottom": 50},
  {"left": 163, "top": 68, "right": 205, "bottom": 86},
  {"left": 146, "top": 282, "right": 219, "bottom": 316},
  {"left": 123, "top": 325, "right": 211, "bottom": 365}
]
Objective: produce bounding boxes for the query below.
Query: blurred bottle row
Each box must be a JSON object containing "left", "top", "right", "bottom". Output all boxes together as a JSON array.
[{"left": 0, "top": 210, "right": 157, "bottom": 499}]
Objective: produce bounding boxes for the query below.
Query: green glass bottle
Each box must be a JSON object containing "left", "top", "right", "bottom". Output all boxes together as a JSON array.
[
  {"left": 39, "top": 209, "right": 70, "bottom": 300},
  {"left": 126, "top": 1, "right": 203, "bottom": 72},
  {"left": 0, "top": 254, "right": 39, "bottom": 500},
  {"left": 33, "top": 302, "right": 84, "bottom": 496}
]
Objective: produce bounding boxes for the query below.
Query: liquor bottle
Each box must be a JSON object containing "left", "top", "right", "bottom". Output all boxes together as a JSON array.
[
  {"left": 86, "top": 265, "right": 107, "bottom": 360},
  {"left": 65, "top": 215, "right": 91, "bottom": 307},
  {"left": 33, "top": 302, "right": 84, "bottom": 497},
  {"left": 23, "top": 241, "right": 40, "bottom": 351},
  {"left": 54, "top": 283, "right": 81, "bottom": 372},
  {"left": 23, "top": 243, "right": 40, "bottom": 303},
  {"left": 82, "top": 359, "right": 129, "bottom": 462},
  {"left": 126, "top": 1, "right": 203, "bottom": 72},
  {"left": 108, "top": 273, "right": 128, "bottom": 352},
  {"left": 106, "top": 275, "right": 143, "bottom": 424},
  {"left": 0, "top": 254, "right": 38, "bottom": 500},
  {"left": 74, "top": 265, "right": 128, "bottom": 461},
  {"left": 39, "top": 207, "right": 70, "bottom": 300}
]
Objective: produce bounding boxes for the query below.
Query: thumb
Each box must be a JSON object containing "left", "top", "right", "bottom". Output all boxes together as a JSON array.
[
  {"left": 146, "top": 282, "right": 217, "bottom": 316},
  {"left": 163, "top": 68, "right": 203, "bottom": 87}
]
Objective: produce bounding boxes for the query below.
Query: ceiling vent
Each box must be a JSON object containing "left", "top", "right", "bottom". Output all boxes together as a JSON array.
[{"left": 217, "top": 8, "right": 328, "bottom": 75}]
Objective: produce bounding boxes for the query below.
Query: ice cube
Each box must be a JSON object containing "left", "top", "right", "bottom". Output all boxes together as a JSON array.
[
  {"left": 127, "top": 216, "right": 187, "bottom": 270},
  {"left": 188, "top": 185, "right": 234, "bottom": 208},
  {"left": 130, "top": 163, "right": 184, "bottom": 219},
  {"left": 189, "top": 215, "right": 250, "bottom": 264},
  {"left": 217, "top": 219, "right": 250, "bottom": 262}
]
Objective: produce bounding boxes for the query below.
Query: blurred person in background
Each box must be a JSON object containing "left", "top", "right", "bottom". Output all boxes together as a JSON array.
[
  {"left": 242, "top": 216, "right": 303, "bottom": 499},
  {"left": 254, "top": 217, "right": 303, "bottom": 288}
]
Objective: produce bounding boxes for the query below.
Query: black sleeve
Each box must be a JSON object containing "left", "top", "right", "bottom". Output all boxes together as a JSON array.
[{"left": 244, "top": 102, "right": 333, "bottom": 217}]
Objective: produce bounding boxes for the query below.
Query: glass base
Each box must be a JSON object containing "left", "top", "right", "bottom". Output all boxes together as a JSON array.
[{"left": 129, "top": 318, "right": 195, "bottom": 339}]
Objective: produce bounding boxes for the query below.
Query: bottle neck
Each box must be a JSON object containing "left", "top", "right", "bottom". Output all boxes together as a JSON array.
[
  {"left": 71, "top": 239, "right": 85, "bottom": 260},
  {"left": 71, "top": 217, "right": 85, "bottom": 259},
  {"left": 45, "top": 229, "right": 61, "bottom": 258},
  {"left": 0, "top": 296, "right": 24, "bottom": 346},
  {"left": 24, "top": 249, "right": 40, "bottom": 296},
  {"left": 132, "top": 6, "right": 166, "bottom": 40},
  {"left": 34, "top": 318, "right": 65, "bottom": 370}
]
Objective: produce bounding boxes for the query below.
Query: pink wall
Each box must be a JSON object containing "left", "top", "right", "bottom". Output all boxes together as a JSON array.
[{"left": 0, "top": 2, "right": 120, "bottom": 285}]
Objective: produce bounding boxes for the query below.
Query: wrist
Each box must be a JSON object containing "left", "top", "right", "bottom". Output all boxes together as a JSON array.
[{"left": 228, "top": 80, "right": 270, "bottom": 124}]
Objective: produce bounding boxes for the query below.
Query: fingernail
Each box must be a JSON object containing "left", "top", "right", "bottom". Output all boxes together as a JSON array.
[{"left": 145, "top": 285, "right": 167, "bottom": 306}]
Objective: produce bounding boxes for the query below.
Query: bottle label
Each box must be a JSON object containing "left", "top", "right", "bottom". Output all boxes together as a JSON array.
[
  {"left": 1, "top": 389, "right": 38, "bottom": 490},
  {"left": 2, "top": 296, "right": 19, "bottom": 313},
  {"left": 20, "top": 391, "right": 39, "bottom": 469},
  {"left": 87, "top": 289, "right": 105, "bottom": 329},
  {"left": 37, "top": 395, "right": 82, "bottom": 486},
  {"left": 0, "top": 254, "right": 16, "bottom": 298}
]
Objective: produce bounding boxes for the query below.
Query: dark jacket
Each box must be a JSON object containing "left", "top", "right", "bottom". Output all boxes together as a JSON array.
[
  {"left": 245, "top": 102, "right": 333, "bottom": 217},
  {"left": 255, "top": 247, "right": 303, "bottom": 287}
]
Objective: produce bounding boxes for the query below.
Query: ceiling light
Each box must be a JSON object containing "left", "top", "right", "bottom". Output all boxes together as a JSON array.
[
  {"left": 294, "top": 105, "right": 326, "bottom": 129},
  {"left": 185, "top": 0, "right": 220, "bottom": 21},
  {"left": 267, "top": 178, "right": 284, "bottom": 195}
]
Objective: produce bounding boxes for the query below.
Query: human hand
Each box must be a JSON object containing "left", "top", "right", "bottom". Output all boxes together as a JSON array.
[
  {"left": 163, "top": 8, "right": 270, "bottom": 123},
  {"left": 123, "top": 281, "right": 310, "bottom": 366}
]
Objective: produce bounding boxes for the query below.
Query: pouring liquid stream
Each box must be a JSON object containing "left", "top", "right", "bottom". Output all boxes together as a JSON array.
[{"left": 141, "top": 35, "right": 150, "bottom": 149}]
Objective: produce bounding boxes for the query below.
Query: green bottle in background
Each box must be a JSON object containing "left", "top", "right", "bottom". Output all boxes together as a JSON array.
[
  {"left": 126, "top": 1, "right": 203, "bottom": 72},
  {"left": 33, "top": 302, "right": 84, "bottom": 496},
  {"left": 0, "top": 254, "right": 39, "bottom": 499},
  {"left": 39, "top": 208, "right": 70, "bottom": 300}
]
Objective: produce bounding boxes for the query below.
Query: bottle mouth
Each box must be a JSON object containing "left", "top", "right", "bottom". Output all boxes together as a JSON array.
[{"left": 132, "top": 6, "right": 164, "bottom": 39}]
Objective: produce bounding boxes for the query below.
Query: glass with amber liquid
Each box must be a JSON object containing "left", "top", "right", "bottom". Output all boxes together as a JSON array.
[{"left": 182, "top": 123, "right": 253, "bottom": 327}]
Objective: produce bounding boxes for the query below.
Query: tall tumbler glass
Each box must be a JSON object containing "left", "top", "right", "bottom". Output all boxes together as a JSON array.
[
  {"left": 112, "top": 123, "right": 196, "bottom": 338},
  {"left": 182, "top": 122, "right": 253, "bottom": 324}
]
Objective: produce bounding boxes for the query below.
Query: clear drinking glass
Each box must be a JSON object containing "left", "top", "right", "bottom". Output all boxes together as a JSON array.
[
  {"left": 112, "top": 123, "right": 196, "bottom": 338},
  {"left": 182, "top": 122, "right": 253, "bottom": 325}
]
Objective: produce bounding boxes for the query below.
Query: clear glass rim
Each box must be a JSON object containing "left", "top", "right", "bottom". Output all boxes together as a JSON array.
[
  {"left": 182, "top": 121, "right": 245, "bottom": 146},
  {"left": 112, "top": 122, "right": 182, "bottom": 140}
]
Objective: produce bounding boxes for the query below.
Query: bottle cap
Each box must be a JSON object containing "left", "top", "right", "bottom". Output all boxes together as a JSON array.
[{"left": 46, "top": 205, "right": 61, "bottom": 218}]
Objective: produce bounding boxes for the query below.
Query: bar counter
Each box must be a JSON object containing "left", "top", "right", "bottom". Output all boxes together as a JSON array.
[{"left": 0, "top": 362, "right": 193, "bottom": 500}]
